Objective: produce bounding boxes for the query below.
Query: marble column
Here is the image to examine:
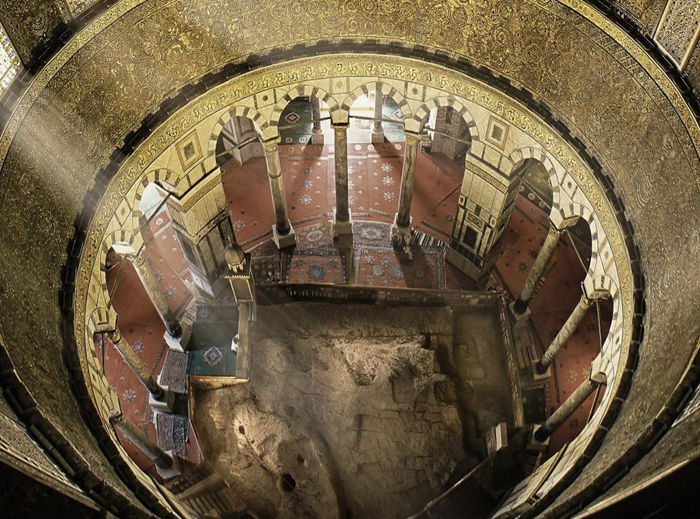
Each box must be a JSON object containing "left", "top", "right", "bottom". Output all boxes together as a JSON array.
[
  {"left": 371, "top": 86, "right": 384, "bottom": 143},
  {"left": 394, "top": 130, "right": 422, "bottom": 232},
  {"left": 310, "top": 96, "right": 324, "bottom": 145},
  {"left": 333, "top": 122, "right": 352, "bottom": 236},
  {"left": 262, "top": 137, "right": 295, "bottom": 248},
  {"left": 535, "top": 293, "right": 592, "bottom": 374},
  {"left": 107, "top": 328, "right": 165, "bottom": 401},
  {"left": 535, "top": 377, "right": 598, "bottom": 441},
  {"left": 131, "top": 252, "right": 181, "bottom": 338},
  {"left": 512, "top": 225, "right": 563, "bottom": 315},
  {"left": 109, "top": 410, "right": 180, "bottom": 478}
]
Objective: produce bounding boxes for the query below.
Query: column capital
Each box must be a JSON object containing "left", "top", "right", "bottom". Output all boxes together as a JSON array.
[
  {"left": 108, "top": 408, "right": 125, "bottom": 427},
  {"left": 261, "top": 136, "right": 281, "bottom": 153},
  {"left": 547, "top": 220, "right": 566, "bottom": 235},
  {"left": 579, "top": 291, "right": 594, "bottom": 309},
  {"left": 130, "top": 250, "right": 147, "bottom": 268},
  {"left": 108, "top": 327, "right": 123, "bottom": 344},
  {"left": 404, "top": 129, "right": 422, "bottom": 142}
]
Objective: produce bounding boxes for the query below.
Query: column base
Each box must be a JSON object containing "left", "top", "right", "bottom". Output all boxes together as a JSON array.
[
  {"left": 333, "top": 208, "right": 353, "bottom": 237},
  {"left": 311, "top": 130, "right": 324, "bottom": 145},
  {"left": 391, "top": 214, "right": 413, "bottom": 242},
  {"left": 531, "top": 361, "right": 552, "bottom": 381},
  {"left": 156, "top": 451, "right": 182, "bottom": 480},
  {"left": 508, "top": 301, "right": 531, "bottom": 323},
  {"left": 371, "top": 130, "right": 385, "bottom": 143},
  {"left": 163, "top": 332, "right": 183, "bottom": 352},
  {"left": 149, "top": 386, "right": 175, "bottom": 412},
  {"left": 529, "top": 424, "right": 550, "bottom": 450},
  {"left": 272, "top": 224, "right": 296, "bottom": 249}
]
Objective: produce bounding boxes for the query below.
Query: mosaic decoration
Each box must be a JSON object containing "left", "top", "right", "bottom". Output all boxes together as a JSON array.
[
  {"left": 65, "top": 0, "right": 100, "bottom": 16},
  {"left": 655, "top": 0, "right": 700, "bottom": 69},
  {"left": 0, "top": 22, "right": 19, "bottom": 97},
  {"left": 613, "top": 0, "right": 668, "bottom": 35}
]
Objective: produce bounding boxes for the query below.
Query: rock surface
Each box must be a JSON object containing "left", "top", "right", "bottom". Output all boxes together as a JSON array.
[{"left": 194, "top": 302, "right": 510, "bottom": 518}]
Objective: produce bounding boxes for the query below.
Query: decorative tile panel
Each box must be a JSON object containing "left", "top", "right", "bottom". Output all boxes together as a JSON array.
[{"left": 655, "top": 0, "right": 700, "bottom": 69}]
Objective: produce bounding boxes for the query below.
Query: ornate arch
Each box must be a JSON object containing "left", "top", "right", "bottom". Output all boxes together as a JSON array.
[
  {"left": 207, "top": 105, "right": 269, "bottom": 156},
  {"left": 269, "top": 84, "right": 341, "bottom": 128},
  {"left": 340, "top": 81, "right": 412, "bottom": 122},
  {"left": 411, "top": 96, "right": 479, "bottom": 142}
]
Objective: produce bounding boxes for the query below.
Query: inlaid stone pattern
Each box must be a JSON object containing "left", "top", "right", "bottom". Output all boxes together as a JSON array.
[{"left": 655, "top": 0, "right": 700, "bottom": 68}]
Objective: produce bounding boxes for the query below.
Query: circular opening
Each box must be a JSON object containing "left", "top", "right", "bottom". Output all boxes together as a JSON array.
[
  {"left": 296, "top": 455, "right": 305, "bottom": 465},
  {"left": 278, "top": 473, "right": 296, "bottom": 493},
  {"left": 238, "top": 425, "right": 245, "bottom": 435}
]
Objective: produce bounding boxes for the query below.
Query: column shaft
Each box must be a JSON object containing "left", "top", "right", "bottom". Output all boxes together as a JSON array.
[
  {"left": 513, "top": 225, "right": 562, "bottom": 314},
  {"left": 535, "top": 378, "right": 598, "bottom": 441},
  {"left": 108, "top": 329, "right": 164, "bottom": 400},
  {"left": 536, "top": 294, "right": 592, "bottom": 374},
  {"left": 109, "top": 410, "right": 173, "bottom": 469},
  {"left": 395, "top": 131, "right": 422, "bottom": 229},
  {"left": 333, "top": 123, "right": 350, "bottom": 222},
  {"left": 373, "top": 87, "right": 384, "bottom": 133},
  {"left": 131, "top": 253, "right": 181, "bottom": 337},
  {"left": 311, "top": 96, "right": 322, "bottom": 132},
  {"left": 262, "top": 139, "right": 291, "bottom": 235}
]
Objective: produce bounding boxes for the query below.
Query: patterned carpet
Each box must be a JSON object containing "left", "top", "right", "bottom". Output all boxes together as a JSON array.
[
  {"left": 354, "top": 245, "right": 445, "bottom": 289},
  {"left": 286, "top": 250, "right": 346, "bottom": 284},
  {"left": 294, "top": 219, "right": 334, "bottom": 251}
]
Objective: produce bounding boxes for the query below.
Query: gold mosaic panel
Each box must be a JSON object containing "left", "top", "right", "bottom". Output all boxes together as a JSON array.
[
  {"left": 655, "top": 0, "right": 700, "bottom": 69},
  {"left": 613, "top": 0, "right": 667, "bottom": 34},
  {"left": 65, "top": 0, "right": 101, "bottom": 16}
]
